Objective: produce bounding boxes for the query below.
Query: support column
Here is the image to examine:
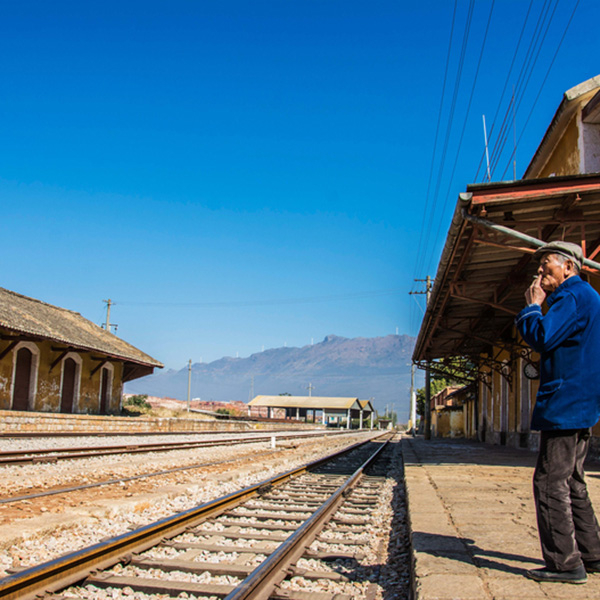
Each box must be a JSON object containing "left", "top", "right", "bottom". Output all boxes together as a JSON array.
[
  {"left": 347, "top": 408, "right": 351, "bottom": 429},
  {"left": 359, "top": 410, "right": 364, "bottom": 430}
]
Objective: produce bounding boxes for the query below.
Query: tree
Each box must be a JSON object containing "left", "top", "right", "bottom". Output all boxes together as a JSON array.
[
  {"left": 416, "top": 378, "right": 450, "bottom": 417},
  {"left": 416, "top": 357, "right": 474, "bottom": 417}
]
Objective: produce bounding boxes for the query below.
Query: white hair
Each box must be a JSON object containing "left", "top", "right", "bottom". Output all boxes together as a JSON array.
[{"left": 551, "top": 252, "right": 580, "bottom": 274}]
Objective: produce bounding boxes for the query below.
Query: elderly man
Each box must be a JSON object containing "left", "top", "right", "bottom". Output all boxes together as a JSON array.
[{"left": 516, "top": 241, "right": 600, "bottom": 584}]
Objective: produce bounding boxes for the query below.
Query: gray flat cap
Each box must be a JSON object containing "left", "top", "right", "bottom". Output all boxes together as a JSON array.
[{"left": 534, "top": 241, "right": 583, "bottom": 270}]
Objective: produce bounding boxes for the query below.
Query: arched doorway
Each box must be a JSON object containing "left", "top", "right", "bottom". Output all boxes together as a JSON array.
[
  {"left": 13, "top": 347, "right": 33, "bottom": 411},
  {"left": 60, "top": 357, "right": 77, "bottom": 413},
  {"left": 99, "top": 365, "right": 113, "bottom": 414}
]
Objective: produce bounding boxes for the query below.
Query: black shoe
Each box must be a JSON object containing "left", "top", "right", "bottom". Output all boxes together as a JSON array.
[
  {"left": 585, "top": 560, "right": 600, "bottom": 573},
  {"left": 526, "top": 565, "right": 587, "bottom": 584}
]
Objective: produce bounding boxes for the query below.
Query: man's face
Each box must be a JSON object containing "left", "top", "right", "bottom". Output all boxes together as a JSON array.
[{"left": 537, "top": 253, "right": 572, "bottom": 293}]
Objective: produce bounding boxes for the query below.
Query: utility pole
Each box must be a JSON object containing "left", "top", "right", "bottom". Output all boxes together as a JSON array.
[
  {"left": 410, "top": 276, "right": 434, "bottom": 439},
  {"left": 187, "top": 359, "right": 192, "bottom": 413},
  {"left": 483, "top": 114, "right": 491, "bottom": 182},
  {"left": 410, "top": 363, "right": 416, "bottom": 436},
  {"left": 102, "top": 299, "right": 113, "bottom": 331},
  {"left": 307, "top": 383, "right": 314, "bottom": 397}
]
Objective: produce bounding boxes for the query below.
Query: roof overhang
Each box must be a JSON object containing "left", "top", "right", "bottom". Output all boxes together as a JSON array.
[{"left": 413, "top": 173, "right": 600, "bottom": 371}]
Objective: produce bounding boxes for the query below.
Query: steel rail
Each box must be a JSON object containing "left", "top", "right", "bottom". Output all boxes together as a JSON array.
[
  {"left": 0, "top": 432, "right": 387, "bottom": 600},
  {"left": 0, "top": 429, "right": 358, "bottom": 465},
  {"left": 224, "top": 436, "right": 391, "bottom": 600}
]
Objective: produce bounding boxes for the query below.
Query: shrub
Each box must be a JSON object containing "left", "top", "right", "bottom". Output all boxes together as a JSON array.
[{"left": 125, "top": 394, "right": 151, "bottom": 409}]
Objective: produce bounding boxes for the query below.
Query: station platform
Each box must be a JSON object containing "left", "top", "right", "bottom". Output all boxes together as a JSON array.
[{"left": 402, "top": 435, "right": 600, "bottom": 599}]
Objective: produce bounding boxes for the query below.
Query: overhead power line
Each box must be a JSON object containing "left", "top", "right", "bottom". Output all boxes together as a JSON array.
[
  {"left": 472, "top": 0, "right": 535, "bottom": 182},
  {"left": 416, "top": 0, "right": 475, "bottom": 279},
  {"left": 500, "top": 0, "right": 580, "bottom": 179},
  {"left": 488, "top": 0, "right": 561, "bottom": 179},
  {"left": 412, "top": 0, "right": 458, "bottom": 282}
]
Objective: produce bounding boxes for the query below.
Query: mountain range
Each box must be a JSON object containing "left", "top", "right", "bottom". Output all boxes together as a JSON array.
[{"left": 125, "top": 334, "right": 420, "bottom": 420}]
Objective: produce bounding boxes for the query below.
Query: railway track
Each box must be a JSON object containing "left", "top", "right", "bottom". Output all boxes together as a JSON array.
[
  {"left": 0, "top": 447, "right": 285, "bottom": 505},
  {"left": 0, "top": 430, "right": 357, "bottom": 466},
  {"left": 0, "top": 433, "right": 399, "bottom": 600}
]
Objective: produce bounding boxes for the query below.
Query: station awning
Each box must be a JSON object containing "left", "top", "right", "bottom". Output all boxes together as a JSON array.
[{"left": 412, "top": 173, "right": 600, "bottom": 379}]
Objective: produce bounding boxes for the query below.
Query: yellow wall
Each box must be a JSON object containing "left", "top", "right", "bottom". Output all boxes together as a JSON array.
[
  {"left": 433, "top": 408, "right": 464, "bottom": 438},
  {"left": 535, "top": 113, "right": 581, "bottom": 177},
  {"left": 0, "top": 344, "right": 13, "bottom": 409},
  {"left": 0, "top": 335, "right": 124, "bottom": 414}
]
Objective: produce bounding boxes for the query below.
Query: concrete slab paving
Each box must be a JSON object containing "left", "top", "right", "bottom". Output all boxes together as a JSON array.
[{"left": 403, "top": 435, "right": 600, "bottom": 599}]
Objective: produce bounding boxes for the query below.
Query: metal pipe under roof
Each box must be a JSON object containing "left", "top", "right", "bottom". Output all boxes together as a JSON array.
[{"left": 459, "top": 193, "right": 600, "bottom": 272}]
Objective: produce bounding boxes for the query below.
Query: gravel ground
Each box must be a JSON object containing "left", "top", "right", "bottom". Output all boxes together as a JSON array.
[
  {"left": 53, "top": 437, "right": 411, "bottom": 600},
  {"left": 0, "top": 431, "right": 377, "bottom": 577},
  {"left": 0, "top": 429, "right": 342, "bottom": 452}
]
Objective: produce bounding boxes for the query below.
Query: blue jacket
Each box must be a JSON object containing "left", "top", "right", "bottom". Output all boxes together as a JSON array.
[{"left": 515, "top": 275, "right": 600, "bottom": 430}]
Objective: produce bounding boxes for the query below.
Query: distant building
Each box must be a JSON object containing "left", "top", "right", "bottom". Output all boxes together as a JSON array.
[
  {"left": 430, "top": 385, "right": 475, "bottom": 439},
  {"left": 0, "top": 287, "right": 162, "bottom": 414},
  {"left": 248, "top": 395, "right": 374, "bottom": 429}
]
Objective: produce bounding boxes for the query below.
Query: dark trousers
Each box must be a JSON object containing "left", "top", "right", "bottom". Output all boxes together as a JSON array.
[{"left": 534, "top": 428, "right": 600, "bottom": 571}]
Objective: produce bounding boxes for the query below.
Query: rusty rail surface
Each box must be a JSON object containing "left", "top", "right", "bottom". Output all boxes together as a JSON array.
[{"left": 0, "top": 432, "right": 390, "bottom": 600}]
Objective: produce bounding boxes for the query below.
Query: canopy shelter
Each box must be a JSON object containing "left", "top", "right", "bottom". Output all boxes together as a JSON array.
[
  {"left": 248, "top": 395, "right": 374, "bottom": 429},
  {"left": 357, "top": 399, "right": 375, "bottom": 429},
  {"left": 412, "top": 172, "right": 600, "bottom": 384}
]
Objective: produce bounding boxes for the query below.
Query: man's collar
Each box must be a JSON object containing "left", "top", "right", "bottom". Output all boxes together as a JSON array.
[{"left": 546, "top": 275, "right": 581, "bottom": 306}]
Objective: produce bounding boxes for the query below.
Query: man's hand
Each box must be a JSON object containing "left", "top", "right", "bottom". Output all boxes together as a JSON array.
[{"left": 525, "top": 275, "right": 546, "bottom": 306}]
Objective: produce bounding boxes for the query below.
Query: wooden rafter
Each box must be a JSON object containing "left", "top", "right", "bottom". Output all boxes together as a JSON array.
[
  {"left": 0, "top": 340, "right": 19, "bottom": 361},
  {"left": 49, "top": 351, "right": 69, "bottom": 372},
  {"left": 90, "top": 360, "right": 109, "bottom": 378}
]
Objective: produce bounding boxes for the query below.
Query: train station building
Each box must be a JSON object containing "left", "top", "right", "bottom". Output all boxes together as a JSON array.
[
  {"left": 413, "top": 74, "right": 600, "bottom": 449},
  {"left": 248, "top": 395, "right": 375, "bottom": 428},
  {"left": 0, "top": 287, "right": 163, "bottom": 415}
]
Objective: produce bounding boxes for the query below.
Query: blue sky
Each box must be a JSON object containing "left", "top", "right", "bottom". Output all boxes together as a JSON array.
[{"left": 1, "top": 0, "right": 597, "bottom": 368}]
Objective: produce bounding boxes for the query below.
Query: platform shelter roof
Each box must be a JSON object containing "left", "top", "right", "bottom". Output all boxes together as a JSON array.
[
  {"left": 412, "top": 173, "right": 600, "bottom": 381},
  {"left": 358, "top": 399, "right": 375, "bottom": 413},
  {"left": 248, "top": 395, "right": 362, "bottom": 410}
]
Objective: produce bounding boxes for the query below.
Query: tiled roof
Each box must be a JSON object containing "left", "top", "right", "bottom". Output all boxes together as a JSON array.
[{"left": 0, "top": 287, "right": 162, "bottom": 367}]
